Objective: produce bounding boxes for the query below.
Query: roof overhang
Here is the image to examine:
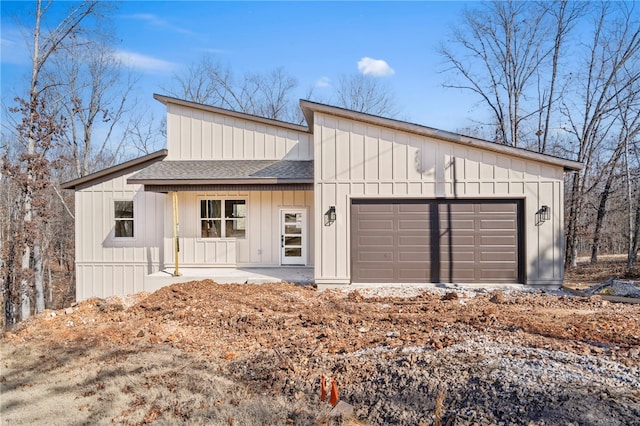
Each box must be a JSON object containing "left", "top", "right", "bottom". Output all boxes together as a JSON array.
[
  {"left": 154, "top": 94, "right": 311, "bottom": 134},
  {"left": 141, "top": 183, "right": 313, "bottom": 193},
  {"left": 299, "top": 100, "right": 583, "bottom": 172},
  {"left": 61, "top": 150, "right": 169, "bottom": 190},
  {"left": 127, "top": 159, "right": 314, "bottom": 191}
]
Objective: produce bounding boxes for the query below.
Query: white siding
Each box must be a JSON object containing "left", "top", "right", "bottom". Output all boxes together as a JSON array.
[
  {"left": 162, "top": 190, "right": 314, "bottom": 268},
  {"left": 313, "top": 113, "right": 566, "bottom": 286},
  {"left": 74, "top": 172, "right": 165, "bottom": 301},
  {"left": 166, "top": 104, "right": 312, "bottom": 160}
]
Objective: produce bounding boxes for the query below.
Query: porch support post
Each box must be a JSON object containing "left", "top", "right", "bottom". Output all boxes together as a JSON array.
[{"left": 172, "top": 191, "right": 181, "bottom": 276}]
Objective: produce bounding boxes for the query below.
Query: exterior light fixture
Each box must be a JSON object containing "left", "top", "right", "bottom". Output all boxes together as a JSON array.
[
  {"left": 539, "top": 205, "right": 550, "bottom": 223},
  {"left": 324, "top": 206, "right": 336, "bottom": 226}
]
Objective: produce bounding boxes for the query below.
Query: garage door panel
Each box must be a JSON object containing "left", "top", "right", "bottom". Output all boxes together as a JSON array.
[
  {"left": 357, "top": 251, "right": 394, "bottom": 262},
  {"left": 479, "top": 203, "right": 518, "bottom": 213},
  {"left": 440, "top": 267, "right": 476, "bottom": 280},
  {"left": 480, "top": 235, "right": 517, "bottom": 245},
  {"left": 440, "top": 251, "right": 476, "bottom": 262},
  {"left": 481, "top": 269, "right": 518, "bottom": 280},
  {"left": 480, "top": 251, "right": 517, "bottom": 262},
  {"left": 358, "top": 219, "right": 395, "bottom": 230},
  {"left": 480, "top": 219, "right": 517, "bottom": 230},
  {"left": 398, "top": 234, "right": 430, "bottom": 245},
  {"left": 398, "top": 250, "right": 431, "bottom": 262},
  {"left": 357, "top": 268, "right": 395, "bottom": 281},
  {"left": 351, "top": 199, "right": 522, "bottom": 284},
  {"left": 448, "top": 235, "right": 476, "bottom": 245},
  {"left": 399, "top": 219, "right": 431, "bottom": 230},
  {"left": 441, "top": 203, "right": 475, "bottom": 213},
  {"left": 398, "top": 204, "right": 430, "bottom": 213},
  {"left": 357, "top": 235, "right": 394, "bottom": 246},
  {"left": 398, "top": 268, "right": 430, "bottom": 281},
  {"left": 357, "top": 204, "right": 395, "bottom": 213}
]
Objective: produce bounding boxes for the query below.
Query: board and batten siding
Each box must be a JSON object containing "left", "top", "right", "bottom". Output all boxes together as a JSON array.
[
  {"left": 162, "top": 190, "right": 314, "bottom": 267},
  {"left": 75, "top": 172, "right": 165, "bottom": 301},
  {"left": 165, "top": 104, "right": 312, "bottom": 161},
  {"left": 313, "top": 113, "right": 565, "bottom": 286}
]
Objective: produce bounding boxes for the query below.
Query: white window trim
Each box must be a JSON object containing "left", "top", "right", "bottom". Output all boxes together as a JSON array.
[
  {"left": 197, "top": 197, "right": 247, "bottom": 240},
  {"left": 113, "top": 199, "right": 136, "bottom": 241}
]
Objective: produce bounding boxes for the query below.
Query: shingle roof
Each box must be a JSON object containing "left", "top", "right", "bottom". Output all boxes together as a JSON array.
[
  {"left": 61, "top": 150, "right": 169, "bottom": 190},
  {"left": 127, "top": 160, "right": 313, "bottom": 185}
]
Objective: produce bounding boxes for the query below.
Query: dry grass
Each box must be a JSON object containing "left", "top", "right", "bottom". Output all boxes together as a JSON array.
[{"left": 564, "top": 256, "right": 639, "bottom": 290}]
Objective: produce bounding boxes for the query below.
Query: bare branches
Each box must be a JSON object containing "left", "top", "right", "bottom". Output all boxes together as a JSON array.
[
  {"left": 335, "top": 73, "right": 398, "bottom": 117},
  {"left": 164, "top": 57, "right": 300, "bottom": 122},
  {"left": 440, "top": 0, "right": 577, "bottom": 148}
]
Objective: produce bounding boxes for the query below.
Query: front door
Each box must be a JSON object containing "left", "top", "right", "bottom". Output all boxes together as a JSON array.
[{"left": 280, "top": 209, "right": 306, "bottom": 265}]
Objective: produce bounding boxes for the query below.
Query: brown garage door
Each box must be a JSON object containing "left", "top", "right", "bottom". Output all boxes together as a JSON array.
[{"left": 350, "top": 199, "right": 523, "bottom": 283}]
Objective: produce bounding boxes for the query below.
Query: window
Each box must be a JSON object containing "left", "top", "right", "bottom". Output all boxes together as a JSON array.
[
  {"left": 200, "top": 199, "right": 246, "bottom": 238},
  {"left": 114, "top": 201, "right": 134, "bottom": 238}
]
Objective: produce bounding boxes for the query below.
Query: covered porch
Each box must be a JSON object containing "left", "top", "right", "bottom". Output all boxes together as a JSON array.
[{"left": 127, "top": 158, "right": 315, "bottom": 272}]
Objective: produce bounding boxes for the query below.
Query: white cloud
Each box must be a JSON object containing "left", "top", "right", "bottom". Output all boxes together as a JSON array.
[
  {"left": 123, "top": 13, "right": 194, "bottom": 36},
  {"left": 315, "top": 76, "right": 331, "bottom": 88},
  {"left": 196, "top": 47, "right": 228, "bottom": 55},
  {"left": 114, "top": 50, "right": 177, "bottom": 73},
  {"left": 357, "top": 57, "right": 395, "bottom": 77},
  {"left": 0, "top": 26, "right": 30, "bottom": 65}
]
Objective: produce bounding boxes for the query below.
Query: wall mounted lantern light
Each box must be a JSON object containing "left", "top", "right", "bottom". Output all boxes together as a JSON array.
[
  {"left": 537, "top": 205, "right": 551, "bottom": 224},
  {"left": 324, "top": 206, "right": 336, "bottom": 226}
]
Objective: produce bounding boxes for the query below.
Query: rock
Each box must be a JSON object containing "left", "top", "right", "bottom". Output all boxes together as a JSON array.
[
  {"left": 329, "top": 400, "right": 354, "bottom": 418},
  {"left": 442, "top": 292, "right": 459, "bottom": 301},
  {"left": 490, "top": 291, "right": 507, "bottom": 304}
]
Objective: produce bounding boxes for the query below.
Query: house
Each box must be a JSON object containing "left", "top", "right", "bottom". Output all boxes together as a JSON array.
[{"left": 62, "top": 94, "right": 582, "bottom": 301}]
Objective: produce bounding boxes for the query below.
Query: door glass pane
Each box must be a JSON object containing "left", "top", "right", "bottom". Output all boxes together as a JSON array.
[
  {"left": 285, "top": 213, "right": 302, "bottom": 223},
  {"left": 285, "top": 248, "right": 302, "bottom": 257},
  {"left": 285, "top": 236, "right": 302, "bottom": 246},
  {"left": 284, "top": 224, "right": 302, "bottom": 234}
]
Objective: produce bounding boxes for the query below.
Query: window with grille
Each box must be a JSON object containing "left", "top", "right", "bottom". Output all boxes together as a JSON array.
[
  {"left": 114, "top": 201, "right": 134, "bottom": 238},
  {"left": 200, "top": 199, "right": 246, "bottom": 238}
]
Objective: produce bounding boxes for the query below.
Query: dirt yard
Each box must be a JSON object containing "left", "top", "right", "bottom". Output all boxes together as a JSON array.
[{"left": 1, "top": 260, "right": 639, "bottom": 425}]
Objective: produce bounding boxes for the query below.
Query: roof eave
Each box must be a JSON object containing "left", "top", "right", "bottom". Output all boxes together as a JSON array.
[
  {"left": 299, "top": 100, "right": 583, "bottom": 172},
  {"left": 126, "top": 178, "right": 314, "bottom": 186},
  {"left": 61, "top": 150, "right": 169, "bottom": 190},
  {"left": 154, "top": 94, "right": 311, "bottom": 134}
]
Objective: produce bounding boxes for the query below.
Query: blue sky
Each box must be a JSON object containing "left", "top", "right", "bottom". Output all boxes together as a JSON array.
[{"left": 1, "top": 1, "right": 488, "bottom": 133}]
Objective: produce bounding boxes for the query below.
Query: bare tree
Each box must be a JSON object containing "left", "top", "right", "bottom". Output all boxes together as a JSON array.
[
  {"left": 535, "top": 1, "right": 585, "bottom": 154},
  {"left": 563, "top": 3, "right": 640, "bottom": 267},
  {"left": 440, "top": 0, "right": 557, "bottom": 147},
  {"left": 2, "top": 0, "right": 101, "bottom": 324},
  {"left": 164, "top": 57, "right": 300, "bottom": 122},
  {"left": 43, "top": 39, "right": 139, "bottom": 178},
  {"left": 334, "top": 73, "right": 398, "bottom": 117}
]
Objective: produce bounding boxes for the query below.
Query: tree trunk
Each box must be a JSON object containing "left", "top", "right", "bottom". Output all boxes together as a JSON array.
[
  {"left": 20, "top": 189, "right": 32, "bottom": 320},
  {"left": 628, "top": 200, "right": 640, "bottom": 272},
  {"left": 590, "top": 172, "right": 615, "bottom": 264},
  {"left": 34, "top": 243, "right": 44, "bottom": 313},
  {"left": 565, "top": 172, "right": 582, "bottom": 268}
]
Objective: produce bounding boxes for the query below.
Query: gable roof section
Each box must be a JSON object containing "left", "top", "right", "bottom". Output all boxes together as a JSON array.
[
  {"left": 61, "top": 150, "right": 168, "bottom": 190},
  {"left": 127, "top": 160, "right": 313, "bottom": 185},
  {"left": 299, "top": 100, "right": 582, "bottom": 172},
  {"left": 154, "top": 94, "right": 310, "bottom": 134}
]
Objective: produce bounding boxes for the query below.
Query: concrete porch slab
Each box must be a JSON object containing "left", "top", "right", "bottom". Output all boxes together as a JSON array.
[{"left": 143, "top": 267, "right": 314, "bottom": 293}]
